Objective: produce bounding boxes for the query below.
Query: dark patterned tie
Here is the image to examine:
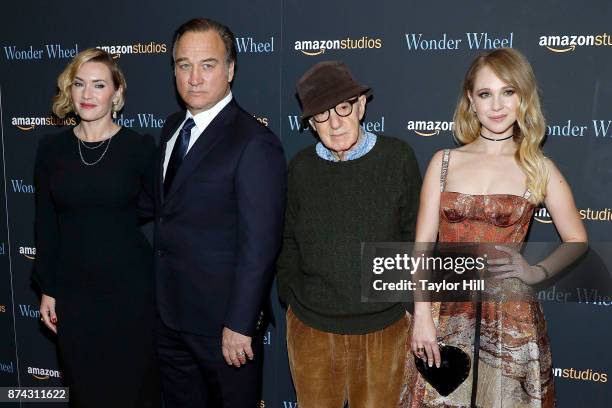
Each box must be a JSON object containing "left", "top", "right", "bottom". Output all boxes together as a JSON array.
[{"left": 164, "top": 118, "right": 195, "bottom": 195}]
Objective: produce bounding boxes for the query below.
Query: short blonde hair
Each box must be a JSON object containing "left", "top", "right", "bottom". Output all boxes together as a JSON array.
[
  {"left": 452, "top": 48, "right": 549, "bottom": 204},
  {"left": 52, "top": 48, "right": 127, "bottom": 118}
]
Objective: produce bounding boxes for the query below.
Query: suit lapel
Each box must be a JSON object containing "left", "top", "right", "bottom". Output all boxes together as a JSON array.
[
  {"left": 163, "top": 100, "right": 237, "bottom": 202},
  {"left": 158, "top": 113, "right": 185, "bottom": 204}
]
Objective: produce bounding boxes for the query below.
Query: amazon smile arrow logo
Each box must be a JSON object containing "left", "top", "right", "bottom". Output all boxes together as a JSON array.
[
  {"left": 301, "top": 49, "right": 325, "bottom": 56},
  {"left": 545, "top": 45, "right": 576, "bottom": 53}
]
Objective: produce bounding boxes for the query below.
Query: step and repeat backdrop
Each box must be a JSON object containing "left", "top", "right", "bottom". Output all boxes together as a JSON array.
[{"left": 1, "top": 0, "right": 610, "bottom": 406}]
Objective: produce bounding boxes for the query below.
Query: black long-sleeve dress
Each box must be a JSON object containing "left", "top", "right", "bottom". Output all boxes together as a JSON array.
[{"left": 33, "top": 127, "right": 160, "bottom": 407}]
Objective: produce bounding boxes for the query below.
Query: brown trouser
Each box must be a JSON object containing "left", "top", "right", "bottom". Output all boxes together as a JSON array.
[{"left": 286, "top": 308, "right": 409, "bottom": 408}]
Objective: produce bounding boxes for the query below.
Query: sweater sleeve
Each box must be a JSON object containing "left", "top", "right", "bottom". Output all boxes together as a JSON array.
[
  {"left": 32, "top": 137, "right": 59, "bottom": 297},
  {"left": 276, "top": 159, "right": 301, "bottom": 306},
  {"left": 400, "top": 143, "right": 422, "bottom": 242}
]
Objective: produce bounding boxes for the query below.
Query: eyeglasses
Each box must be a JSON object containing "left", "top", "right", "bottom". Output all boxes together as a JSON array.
[{"left": 311, "top": 98, "right": 359, "bottom": 123}]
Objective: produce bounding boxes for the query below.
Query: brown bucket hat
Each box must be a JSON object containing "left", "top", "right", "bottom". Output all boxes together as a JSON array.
[{"left": 296, "top": 61, "right": 372, "bottom": 119}]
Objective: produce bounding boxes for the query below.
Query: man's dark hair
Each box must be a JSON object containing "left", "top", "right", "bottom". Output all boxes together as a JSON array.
[{"left": 172, "top": 18, "right": 237, "bottom": 67}]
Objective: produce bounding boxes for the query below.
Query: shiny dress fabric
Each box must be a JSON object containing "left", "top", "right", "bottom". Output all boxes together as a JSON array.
[{"left": 402, "top": 153, "right": 555, "bottom": 408}]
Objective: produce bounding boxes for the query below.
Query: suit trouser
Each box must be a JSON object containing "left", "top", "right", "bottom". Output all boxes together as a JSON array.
[
  {"left": 156, "top": 318, "right": 263, "bottom": 408},
  {"left": 286, "top": 308, "right": 409, "bottom": 408}
]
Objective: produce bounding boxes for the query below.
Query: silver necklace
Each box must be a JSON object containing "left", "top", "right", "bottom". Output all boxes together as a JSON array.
[
  {"left": 74, "top": 126, "right": 116, "bottom": 166},
  {"left": 79, "top": 138, "right": 106, "bottom": 149}
]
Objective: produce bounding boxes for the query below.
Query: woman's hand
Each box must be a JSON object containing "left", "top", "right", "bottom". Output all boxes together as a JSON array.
[
  {"left": 487, "top": 245, "right": 547, "bottom": 285},
  {"left": 411, "top": 311, "right": 441, "bottom": 368},
  {"left": 39, "top": 294, "right": 57, "bottom": 334}
]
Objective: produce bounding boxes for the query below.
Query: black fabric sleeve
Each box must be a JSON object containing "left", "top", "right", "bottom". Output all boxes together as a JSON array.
[
  {"left": 223, "top": 134, "right": 288, "bottom": 336},
  {"left": 32, "top": 136, "right": 59, "bottom": 297}
]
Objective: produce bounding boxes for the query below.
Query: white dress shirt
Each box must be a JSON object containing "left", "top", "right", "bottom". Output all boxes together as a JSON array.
[{"left": 162, "top": 91, "right": 233, "bottom": 178}]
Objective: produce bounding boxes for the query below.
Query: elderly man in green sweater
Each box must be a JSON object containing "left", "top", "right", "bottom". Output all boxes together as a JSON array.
[{"left": 277, "top": 60, "right": 422, "bottom": 408}]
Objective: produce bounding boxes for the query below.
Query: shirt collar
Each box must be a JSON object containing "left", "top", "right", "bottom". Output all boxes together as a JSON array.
[
  {"left": 186, "top": 91, "right": 233, "bottom": 131},
  {"left": 316, "top": 130, "right": 377, "bottom": 162}
]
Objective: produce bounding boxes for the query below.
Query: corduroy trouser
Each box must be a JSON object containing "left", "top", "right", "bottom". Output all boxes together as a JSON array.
[{"left": 286, "top": 308, "right": 409, "bottom": 408}]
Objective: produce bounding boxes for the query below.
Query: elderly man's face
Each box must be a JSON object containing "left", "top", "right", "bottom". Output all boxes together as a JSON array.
[{"left": 310, "top": 95, "right": 367, "bottom": 159}]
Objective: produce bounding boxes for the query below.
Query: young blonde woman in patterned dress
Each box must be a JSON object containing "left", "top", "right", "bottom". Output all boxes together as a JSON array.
[{"left": 404, "top": 48, "right": 586, "bottom": 408}]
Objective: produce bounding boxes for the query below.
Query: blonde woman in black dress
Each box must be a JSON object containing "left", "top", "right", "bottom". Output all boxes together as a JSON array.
[{"left": 34, "top": 48, "right": 159, "bottom": 407}]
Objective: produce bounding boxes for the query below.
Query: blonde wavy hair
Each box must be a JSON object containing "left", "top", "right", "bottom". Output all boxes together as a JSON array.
[
  {"left": 52, "top": 48, "right": 126, "bottom": 118},
  {"left": 452, "top": 48, "right": 549, "bottom": 204}
]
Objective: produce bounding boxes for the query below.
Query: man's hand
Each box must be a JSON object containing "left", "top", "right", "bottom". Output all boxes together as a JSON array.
[{"left": 222, "top": 327, "right": 253, "bottom": 367}]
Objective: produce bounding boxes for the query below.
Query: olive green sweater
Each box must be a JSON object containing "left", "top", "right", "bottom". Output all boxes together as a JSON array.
[{"left": 277, "top": 135, "right": 421, "bottom": 334}]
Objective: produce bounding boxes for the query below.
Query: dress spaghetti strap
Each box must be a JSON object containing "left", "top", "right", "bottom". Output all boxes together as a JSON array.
[
  {"left": 440, "top": 149, "right": 451, "bottom": 192},
  {"left": 522, "top": 188, "right": 532, "bottom": 200}
]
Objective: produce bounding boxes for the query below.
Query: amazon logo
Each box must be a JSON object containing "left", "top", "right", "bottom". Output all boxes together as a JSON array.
[
  {"left": 534, "top": 207, "right": 553, "bottom": 224},
  {"left": 27, "top": 366, "right": 61, "bottom": 380},
  {"left": 407, "top": 120, "right": 454, "bottom": 137},
  {"left": 294, "top": 37, "right": 382, "bottom": 56},
  {"left": 539, "top": 33, "right": 612, "bottom": 53},
  {"left": 19, "top": 246, "right": 36, "bottom": 260},
  {"left": 12, "top": 116, "right": 76, "bottom": 131}
]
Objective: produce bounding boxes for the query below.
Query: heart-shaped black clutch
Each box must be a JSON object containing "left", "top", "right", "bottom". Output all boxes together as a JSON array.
[{"left": 414, "top": 344, "right": 471, "bottom": 397}]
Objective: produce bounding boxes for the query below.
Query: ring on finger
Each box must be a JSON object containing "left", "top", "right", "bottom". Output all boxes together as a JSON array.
[{"left": 237, "top": 350, "right": 245, "bottom": 357}]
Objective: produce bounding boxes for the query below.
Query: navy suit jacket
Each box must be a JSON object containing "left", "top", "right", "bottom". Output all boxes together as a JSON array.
[{"left": 154, "top": 99, "right": 287, "bottom": 337}]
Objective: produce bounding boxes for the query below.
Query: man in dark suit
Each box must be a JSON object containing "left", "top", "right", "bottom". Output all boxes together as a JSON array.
[{"left": 154, "top": 18, "right": 286, "bottom": 407}]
